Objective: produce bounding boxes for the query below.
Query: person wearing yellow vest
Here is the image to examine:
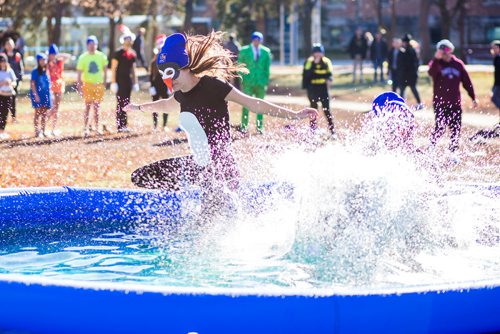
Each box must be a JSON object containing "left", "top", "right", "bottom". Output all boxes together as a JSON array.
[
  {"left": 302, "top": 43, "right": 336, "bottom": 137},
  {"left": 238, "top": 32, "right": 271, "bottom": 134}
]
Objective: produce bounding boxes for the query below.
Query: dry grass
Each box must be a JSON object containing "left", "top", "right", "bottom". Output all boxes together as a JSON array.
[{"left": 0, "top": 67, "right": 498, "bottom": 188}]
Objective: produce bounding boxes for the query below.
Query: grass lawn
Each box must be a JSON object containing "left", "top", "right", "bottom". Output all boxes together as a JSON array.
[{"left": 0, "top": 66, "right": 498, "bottom": 188}]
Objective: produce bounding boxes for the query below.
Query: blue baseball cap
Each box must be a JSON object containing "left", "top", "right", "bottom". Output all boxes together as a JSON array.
[
  {"left": 251, "top": 31, "right": 263, "bottom": 41},
  {"left": 36, "top": 53, "right": 47, "bottom": 61},
  {"left": 86, "top": 35, "right": 98, "bottom": 45},
  {"left": 48, "top": 44, "right": 59, "bottom": 55},
  {"left": 372, "top": 91, "right": 406, "bottom": 116}
]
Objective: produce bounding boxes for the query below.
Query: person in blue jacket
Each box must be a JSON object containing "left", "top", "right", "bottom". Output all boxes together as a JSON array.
[{"left": 30, "top": 53, "right": 52, "bottom": 138}]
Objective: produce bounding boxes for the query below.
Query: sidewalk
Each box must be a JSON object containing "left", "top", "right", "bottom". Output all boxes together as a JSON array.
[{"left": 267, "top": 94, "right": 499, "bottom": 128}]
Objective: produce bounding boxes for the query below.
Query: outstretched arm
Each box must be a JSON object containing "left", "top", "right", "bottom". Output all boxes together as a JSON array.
[
  {"left": 123, "top": 95, "right": 179, "bottom": 113},
  {"left": 226, "top": 87, "right": 317, "bottom": 120}
]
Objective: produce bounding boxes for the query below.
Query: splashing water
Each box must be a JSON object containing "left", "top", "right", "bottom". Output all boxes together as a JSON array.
[{"left": 0, "top": 139, "right": 499, "bottom": 290}]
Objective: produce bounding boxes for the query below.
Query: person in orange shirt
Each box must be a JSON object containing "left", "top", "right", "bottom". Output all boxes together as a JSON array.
[{"left": 46, "top": 44, "right": 71, "bottom": 136}]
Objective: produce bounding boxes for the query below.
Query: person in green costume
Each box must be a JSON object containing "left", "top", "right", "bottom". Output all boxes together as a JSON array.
[{"left": 238, "top": 31, "right": 271, "bottom": 134}]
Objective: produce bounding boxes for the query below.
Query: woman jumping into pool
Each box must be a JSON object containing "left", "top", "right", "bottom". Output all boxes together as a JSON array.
[{"left": 124, "top": 31, "right": 317, "bottom": 193}]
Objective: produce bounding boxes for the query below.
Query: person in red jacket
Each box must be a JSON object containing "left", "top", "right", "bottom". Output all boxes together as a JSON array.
[{"left": 428, "top": 39, "right": 477, "bottom": 153}]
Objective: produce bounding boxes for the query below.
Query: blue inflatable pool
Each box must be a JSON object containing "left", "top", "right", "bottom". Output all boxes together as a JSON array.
[{"left": 0, "top": 186, "right": 499, "bottom": 334}]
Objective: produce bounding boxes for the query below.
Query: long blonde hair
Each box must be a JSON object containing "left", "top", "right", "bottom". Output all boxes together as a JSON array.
[{"left": 186, "top": 31, "right": 248, "bottom": 81}]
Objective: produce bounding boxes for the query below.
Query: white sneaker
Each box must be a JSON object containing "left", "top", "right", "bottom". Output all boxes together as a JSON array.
[{"left": 0, "top": 132, "right": 10, "bottom": 139}]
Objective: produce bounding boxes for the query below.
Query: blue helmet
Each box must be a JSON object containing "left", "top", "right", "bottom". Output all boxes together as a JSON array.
[
  {"left": 48, "top": 44, "right": 59, "bottom": 55},
  {"left": 372, "top": 91, "right": 406, "bottom": 116},
  {"left": 312, "top": 43, "right": 324, "bottom": 54},
  {"left": 251, "top": 31, "right": 263, "bottom": 42}
]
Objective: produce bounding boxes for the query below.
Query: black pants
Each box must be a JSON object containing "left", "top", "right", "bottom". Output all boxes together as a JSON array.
[
  {"left": 400, "top": 84, "right": 421, "bottom": 104},
  {"left": 0, "top": 95, "right": 12, "bottom": 130},
  {"left": 431, "top": 104, "right": 462, "bottom": 151},
  {"left": 389, "top": 69, "right": 398, "bottom": 92},
  {"left": 10, "top": 81, "right": 19, "bottom": 119},
  {"left": 307, "top": 85, "right": 335, "bottom": 134},
  {"left": 132, "top": 154, "right": 240, "bottom": 191},
  {"left": 152, "top": 94, "right": 168, "bottom": 128},
  {"left": 132, "top": 156, "right": 204, "bottom": 191},
  {"left": 116, "top": 81, "right": 132, "bottom": 131}
]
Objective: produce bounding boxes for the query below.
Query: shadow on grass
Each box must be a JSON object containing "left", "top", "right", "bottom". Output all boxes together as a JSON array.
[{"left": 1, "top": 132, "right": 150, "bottom": 148}]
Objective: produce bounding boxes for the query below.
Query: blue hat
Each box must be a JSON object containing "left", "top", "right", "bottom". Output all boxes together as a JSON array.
[
  {"left": 312, "top": 43, "right": 324, "bottom": 54},
  {"left": 372, "top": 91, "right": 406, "bottom": 116},
  {"left": 157, "top": 33, "right": 190, "bottom": 71},
  {"left": 48, "top": 44, "right": 59, "bottom": 55},
  {"left": 251, "top": 31, "right": 263, "bottom": 41},
  {"left": 36, "top": 53, "right": 47, "bottom": 61},
  {"left": 87, "top": 35, "right": 98, "bottom": 45}
]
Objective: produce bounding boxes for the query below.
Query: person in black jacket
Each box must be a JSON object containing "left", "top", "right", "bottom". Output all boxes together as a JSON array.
[
  {"left": 370, "top": 32, "right": 388, "bottom": 83},
  {"left": 133, "top": 27, "right": 147, "bottom": 69},
  {"left": 348, "top": 28, "right": 368, "bottom": 83},
  {"left": 302, "top": 43, "right": 335, "bottom": 137},
  {"left": 149, "top": 34, "right": 171, "bottom": 131},
  {"left": 3, "top": 38, "right": 23, "bottom": 123},
  {"left": 387, "top": 38, "right": 401, "bottom": 92},
  {"left": 397, "top": 34, "right": 422, "bottom": 109}
]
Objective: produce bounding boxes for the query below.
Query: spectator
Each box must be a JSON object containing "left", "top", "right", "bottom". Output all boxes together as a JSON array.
[
  {"left": 302, "top": 43, "right": 336, "bottom": 137},
  {"left": 30, "top": 53, "right": 52, "bottom": 138},
  {"left": 470, "top": 40, "right": 500, "bottom": 143},
  {"left": 428, "top": 39, "right": 477, "bottom": 157},
  {"left": 149, "top": 34, "right": 171, "bottom": 132},
  {"left": 46, "top": 44, "right": 71, "bottom": 136},
  {"left": 76, "top": 35, "right": 108, "bottom": 136},
  {"left": 238, "top": 31, "right": 272, "bottom": 134},
  {"left": 0, "top": 53, "right": 17, "bottom": 139},
  {"left": 111, "top": 31, "right": 139, "bottom": 132},
  {"left": 3, "top": 38, "right": 23, "bottom": 123},
  {"left": 133, "top": 27, "right": 147, "bottom": 69},
  {"left": 224, "top": 33, "right": 241, "bottom": 90},
  {"left": 397, "top": 34, "right": 422, "bottom": 109},
  {"left": 348, "top": 27, "right": 368, "bottom": 83},
  {"left": 387, "top": 38, "right": 401, "bottom": 92},
  {"left": 490, "top": 40, "right": 500, "bottom": 118},
  {"left": 370, "top": 32, "right": 388, "bottom": 83}
]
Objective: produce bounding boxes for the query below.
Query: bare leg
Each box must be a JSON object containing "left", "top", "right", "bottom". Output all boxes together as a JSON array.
[
  {"left": 93, "top": 102, "right": 101, "bottom": 132},
  {"left": 40, "top": 107, "right": 48, "bottom": 135},
  {"left": 34, "top": 108, "right": 40, "bottom": 136},
  {"left": 48, "top": 93, "right": 62, "bottom": 133},
  {"left": 84, "top": 102, "right": 91, "bottom": 132}
]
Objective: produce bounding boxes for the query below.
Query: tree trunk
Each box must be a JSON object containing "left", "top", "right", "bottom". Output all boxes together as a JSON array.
[
  {"left": 376, "top": 0, "right": 384, "bottom": 30},
  {"left": 108, "top": 17, "right": 117, "bottom": 63},
  {"left": 47, "top": 15, "right": 54, "bottom": 45},
  {"left": 389, "top": 0, "right": 397, "bottom": 42},
  {"left": 302, "top": 0, "right": 316, "bottom": 56},
  {"left": 437, "top": 0, "right": 451, "bottom": 39},
  {"left": 458, "top": 0, "right": 467, "bottom": 62},
  {"left": 419, "top": 0, "right": 431, "bottom": 63},
  {"left": 183, "top": 0, "right": 193, "bottom": 33},
  {"left": 52, "top": 4, "right": 64, "bottom": 46}
]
